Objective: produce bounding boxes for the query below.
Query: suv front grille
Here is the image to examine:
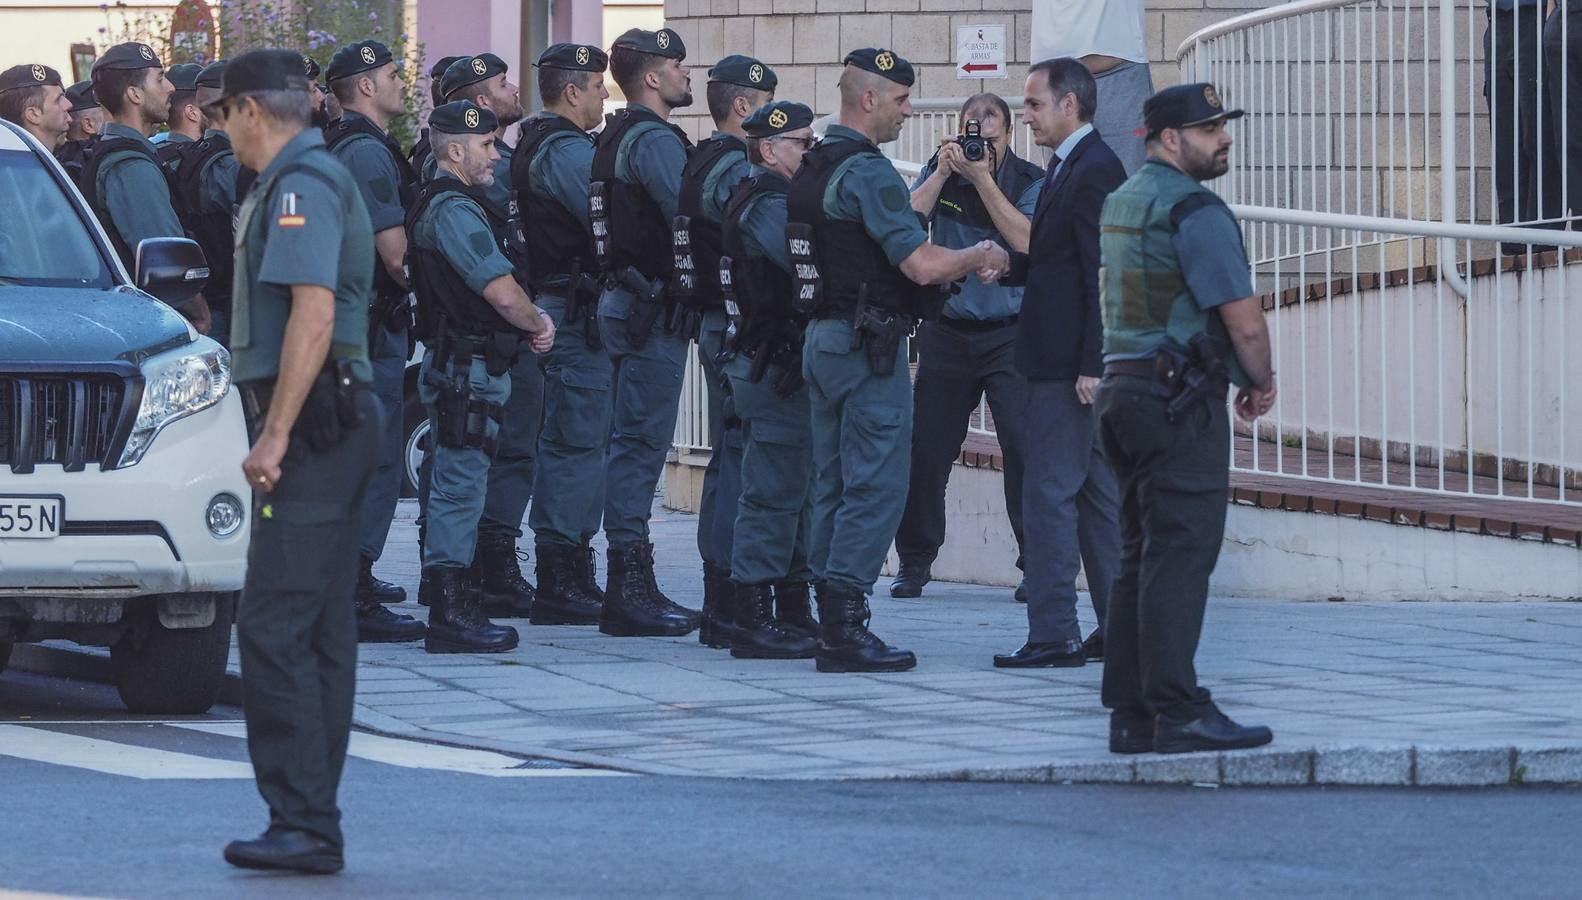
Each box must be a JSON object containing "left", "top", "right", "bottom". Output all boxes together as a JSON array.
[{"left": 0, "top": 373, "right": 133, "bottom": 473}]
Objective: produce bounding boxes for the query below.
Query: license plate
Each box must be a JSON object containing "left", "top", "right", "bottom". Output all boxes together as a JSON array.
[{"left": 0, "top": 496, "right": 63, "bottom": 539}]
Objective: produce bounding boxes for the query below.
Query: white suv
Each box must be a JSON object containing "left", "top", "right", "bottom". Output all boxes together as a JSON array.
[{"left": 0, "top": 121, "right": 249, "bottom": 713}]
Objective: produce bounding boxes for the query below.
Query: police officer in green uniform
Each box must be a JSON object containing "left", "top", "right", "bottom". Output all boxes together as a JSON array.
[
  {"left": 220, "top": 48, "right": 377, "bottom": 875},
  {"left": 408, "top": 100, "right": 556, "bottom": 653},
  {"left": 787, "top": 49, "right": 1009, "bottom": 672},
  {"left": 589, "top": 28, "right": 702, "bottom": 637},
  {"left": 718, "top": 100, "right": 821, "bottom": 660},
  {"left": 1095, "top": 83, "right": 1277, "bottom": 755},
  {"left": 514, "top": 42, "right": 610, "bottom": 625},
  {"left": 435, "top": 53, "right": 544, "bottom": 616},
  {"left": 322, "top": 40, "right": 427, "bottom": 641},
  {"left": 0, "top": 63, "right": 72, "bottom": 150},
  {"left": 171, "top": 59, "right": 244, "bottom": 346},
  {"left": 153, "top": 62, "right": 204, "bottom": 166},
  {"left": 673, "top": 54, "right": 775, "bottom": 649},
  {"left": 409, "top": 55, "right": 463, "bottom": 175},
  {"left": 80, "top": 42, "right": 212, "bottom": 334},
  {"left": 65, "top": 80, "right": 103, "bottom": 141}
]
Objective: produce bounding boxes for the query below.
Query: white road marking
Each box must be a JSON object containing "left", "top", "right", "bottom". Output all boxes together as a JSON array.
[{"left": 0, "top": 725, "right": 252, "bottom": 780}]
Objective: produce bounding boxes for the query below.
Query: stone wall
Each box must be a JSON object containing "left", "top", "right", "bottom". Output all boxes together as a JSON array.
[{"left": 661, "top": 0, "right": 1284, "bottom": 141}]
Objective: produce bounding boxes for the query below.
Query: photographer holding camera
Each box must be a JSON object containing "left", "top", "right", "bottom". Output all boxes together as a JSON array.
[{"left": 891, "top": 93, "right": 1043, "bottom": 601}]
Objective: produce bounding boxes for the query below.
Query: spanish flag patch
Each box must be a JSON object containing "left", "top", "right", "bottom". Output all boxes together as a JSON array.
[{"left": 278, "top": 191, "right": 306, "bottom": 228}]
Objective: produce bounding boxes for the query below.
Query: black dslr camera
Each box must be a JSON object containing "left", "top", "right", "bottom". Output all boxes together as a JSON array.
[{"left": 955, "top": 119, "right": 987, "bottom": 162}]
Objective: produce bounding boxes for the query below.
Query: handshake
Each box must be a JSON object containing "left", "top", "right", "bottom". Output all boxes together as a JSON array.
[{"left": 971, "top": 239, "right": 1011, "bottom": 284}]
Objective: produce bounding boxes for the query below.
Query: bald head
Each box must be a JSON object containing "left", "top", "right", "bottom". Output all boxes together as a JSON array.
[{"left": 837, "top": 64, "right": 911, "bottom": 145}]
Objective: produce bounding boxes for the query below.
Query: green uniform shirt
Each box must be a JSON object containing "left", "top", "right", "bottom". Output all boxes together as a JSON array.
[
  {"left": 412, "top": 185, "right": 516, "bottom": 296},
  {"left": 230, "top": 128, "right": 374, "bottom": 385},
  {"left": 614, "top": 102, "right": 687, "bottom": 220},
  {"left": 328, "top": 110, "right": 406, "bottom": 232},
  {"left": 526, "top": 113, "right": 595, "bottom": 228},
  {"left": 738, "top": 165, "right": 792, "bottom": 274},
  {"left": 198, "top": 128, "right": 240, "bottom": 214},
  {"left": 700, "top": 131, "right": 749, "bottom": 223},
  {"left": 96, "top": 122, "right": 186, "bottom": 258},
  {"left": 819, "top": 125, "right": 928, "bottom": 266}
]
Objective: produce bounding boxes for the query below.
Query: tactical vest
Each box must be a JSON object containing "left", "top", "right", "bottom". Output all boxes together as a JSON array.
[
  {"left": 325, "top": 115, "right": 418, "bottom": 299},
  {"left": 721, "top": 173, "right": 799, "bottom": 353},
  {"left": 170, "top": 133, "right": 237, "bottom": 307},
  {"left": 934, "top": 150, "right": 1042, "bottom": 233},
  {"left": 590, "top": 105, "right": 692, "bottom": 280},
  {"left": 408, "top": 126, "right": 432, "bottom": 179},
  {"left": 73, "top": 134, "right": 183, "bottom": 271},
  {"left": 404, "top": 176, "right": 515, "bottom": 340},
  {"left": 511, "top": 113, "right": 596, "bottom": 292},
  {"left": 1098, "top": 159, "right": 1247, "bottom": 384},
  {"left": 672, "top": 134, "right": 744, "bottom": 310},
  {"left": 54, "top": 139, "right": 87, "bottom": 184},
  {"left": 155, "top": 138, "right": 189, "bottom": 173},
  {"left": 785, "top": 138, "right": 942, "bottom": 320}
]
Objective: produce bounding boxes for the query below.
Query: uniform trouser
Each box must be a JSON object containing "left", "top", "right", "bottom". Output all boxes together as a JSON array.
[
  {"left": 479, "top": 347, "right": 545, "bottom": 539},
  {"left": 894, "top": 320, "right": 1027, "bottom": 571},
  {"left": 803, "top": 318, "right": 912, "bottom": 595},
  {"left": 597, "top": 286, "right": 689, "bottom": 545},
  {"left": 696, "top": 309, "right": 743, "bottom": 570},
  {"left": 419, "top": 351, "right": 511, "bottom": 568},
  {"left": 727, "top": 353, "right": 814, "bottom": 585},
  {"left": 238, "top": 388, "right": 378, "bottom": 849},
  {"left": 1022, "top": 379, "right": 1122, "bottom": 644},
  {"left": 1544, "top": 4, "right": 1582, "bottom": 218},
  {"left": 357, "top": 322, "right": 407, "bottom": 561},
  {"left": 1095, "top": 375, "right": 1228, "bottom": 724},
  {"left": 529, "top": 291, "right": 613, "bottom": 547}
]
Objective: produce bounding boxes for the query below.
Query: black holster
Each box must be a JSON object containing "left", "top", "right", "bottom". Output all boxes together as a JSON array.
[
  {"left": 425, "top": 331, "right": 505, "bottom": 456},
  {"left": 851, "top": 291, "right": 910, "bottom": 377},
  {"left": 616, "top": 266, "right": 668, "bottom": 348},
  {"left": 243, "top": 359, "right": 368, "bottom": 452},
  {"left": 370, "top": 290, "right": 413, "bottom": 336},
  {"left": 1155, "top": 334, "right": 1229, "bottom": 424}
]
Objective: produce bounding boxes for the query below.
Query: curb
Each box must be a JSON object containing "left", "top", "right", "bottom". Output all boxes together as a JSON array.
[{"left": 11, "top": 645, "right": 1580, "bottom": 787}]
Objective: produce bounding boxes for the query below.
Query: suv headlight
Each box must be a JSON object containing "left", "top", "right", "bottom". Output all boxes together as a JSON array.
[{"left": 117, "top": 345, "right": 231, "bottom": 468}]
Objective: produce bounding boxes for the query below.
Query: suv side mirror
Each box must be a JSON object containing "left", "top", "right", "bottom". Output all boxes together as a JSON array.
[{"left": 135, "top": 237, "right": 210, "bottom": 307}]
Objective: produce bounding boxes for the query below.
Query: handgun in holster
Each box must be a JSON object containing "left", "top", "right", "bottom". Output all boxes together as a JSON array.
[
  {"left": 616, "top": 266, "right": 667, "bottom": 348},
  {"left": 1156, "top": 333, "right": 1229, "bottom": 424},
  {"left": 423, "top": 331, "right": 473, "bottom": 449},
  {"left": 296, "top": 358, "right": 367, "bottom": 452},
  {"left": 851, "top": 286, "right": 906, "bottom": 377},
  {"left": 568, "top": 261, "right": 604, "bottom": 350}
]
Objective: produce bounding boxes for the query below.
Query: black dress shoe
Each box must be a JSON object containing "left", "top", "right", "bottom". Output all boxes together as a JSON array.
[
  {"left": 224, "top": 828, "right": 343, "bottom": 874},
  {"left": 1109, "top": 715, "right": 1154, "bottom": 754},
  {"left": 1154, "top": 709, "right": 1274, "bottom": 754},
  {"left": 1081, "top": 629, "right": 1104, "bottom": 661},
  {"left": 992, "top": 640, "right": 1086, "bottom": 668},
  {"left": 889, "top": 564, "right": 930, "bottom": 599}
]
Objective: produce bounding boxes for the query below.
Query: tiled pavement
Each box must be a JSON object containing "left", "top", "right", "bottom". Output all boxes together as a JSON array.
[{"left": 332, "top": 498, "right": 1582, "bottom": 785}]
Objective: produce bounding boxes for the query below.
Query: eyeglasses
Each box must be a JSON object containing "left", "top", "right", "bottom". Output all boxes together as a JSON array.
[{"left": 772, "top": 135, "right": 817, "bottom": 151}]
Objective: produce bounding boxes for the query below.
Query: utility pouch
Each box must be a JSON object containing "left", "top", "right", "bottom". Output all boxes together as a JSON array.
[
  {"left": 786, "top": 223, "right": 820, "bottom": 317},
  {"left": 484, "top": 330, "right": 521, "bottom": 377},
  {"left": 296, "top": 360, "right": 365, "bottom": 452}
]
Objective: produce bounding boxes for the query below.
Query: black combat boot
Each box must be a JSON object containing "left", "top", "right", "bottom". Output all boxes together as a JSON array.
[
  {"left": 698, "top": 562, "right": 737, "bottom": 649},
  {"left": 422, "top": 566, "right": 519, "bottom": 654},
  {"left": 475, "top": 532, "right": 535, "bottom": 618},
  {"left": 356, "top": 554, "right": 407, "bottom": 605},
  {"left": 731, "top": 583, "right": 818, "bottom": 659},
  {"left": 888, "top": 561, "right": 931, "bottom": 599},
  {"left": 599, "top": 542, "right": 695, "bottom": 637},
  {"left": 773, "top": 580, "right": 818, "bottom": 639},
  {"left": 639, "top": 541, "right": 702, "bottom": 629},
  {"left": 575, "top": 543, "right": 606, "bottom": 604},
  {"left": 355, "top": 597, "right": 426, "bottom": 642},
  {"left": 530, "top": 540, "right": 603, "bottom": 625},
  {"left": 815, "top": 582, "right": 916, "bottom": 673}
]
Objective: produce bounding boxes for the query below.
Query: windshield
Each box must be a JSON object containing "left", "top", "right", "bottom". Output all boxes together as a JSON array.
[{"left": 0, "top": 148, "right": 115, "bottom": 288}]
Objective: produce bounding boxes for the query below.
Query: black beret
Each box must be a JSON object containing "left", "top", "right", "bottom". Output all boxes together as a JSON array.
[
  {"left": 1143, "top": 82, "right": 1244, "bottom": 138},
  {"left": 221, "top": 48, "right": 312, "bottom": 101},
  {"left": 66, "top": 80, "right": 99, "bottom": 111},
  {"left": 708, "top": 54, "right": 775, "bottom": 91},
  {"left": 196, "top": 60, "right": 227, "bottom": 90},
  {"left": 166, "top": 63, "right": 203, "bottom": 92},
  {"left": 429, "top": 55, "right": 463, "bottom": 79},
  {"left": 743, "top": 100, "right": 812, "bottom": 138},
  {"left": 325, "top": 40, "right": 393, "bottom": 83},
  {"left": 93, "top": 42, "right": 164, "bottom": 74},
  {"left": 440, "top": 52, "right": 507, "bottom": 98},
  {"left": 842, "top": 47, "right": 913, "bottom": 87},
  {"left": 0, "top": 64, "right": 62, "bottom": 94},
  {"left": 428, "top": 100, "right": 497, "bottom": 135},
  {"left": 611, "top": 27, "right": 686, "bottom": 61},
  {"left": 301, "top": 54, "right": 322, "bottom": 81},
  {"left": 536, "top": 42, "right": 607, "bottom": 73}
]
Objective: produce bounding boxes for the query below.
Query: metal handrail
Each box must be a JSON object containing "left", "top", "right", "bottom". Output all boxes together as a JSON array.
[
  {"left": 1232, "top": 206, "right": 1582, "bottom": 247},
  {"left": 1175, "top": 0, "right": 1367, "bottom": 64}
]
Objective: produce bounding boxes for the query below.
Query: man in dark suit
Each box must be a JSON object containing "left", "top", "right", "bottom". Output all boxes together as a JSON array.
[{"left": 993, "top": 57, "right": 1125, "bottom": 669}]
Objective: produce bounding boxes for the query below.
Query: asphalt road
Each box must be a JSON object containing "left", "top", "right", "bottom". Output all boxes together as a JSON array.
[{"left": 0, "top": 671, "right": 1577, "bottom": 899}]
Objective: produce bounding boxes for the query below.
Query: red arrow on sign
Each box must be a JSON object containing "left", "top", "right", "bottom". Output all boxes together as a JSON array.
[{"left": 960, "top": 62, "right": 998, "bottom": 73}]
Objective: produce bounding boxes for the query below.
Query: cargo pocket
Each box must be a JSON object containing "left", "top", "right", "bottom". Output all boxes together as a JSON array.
[
  {"left": 843, "top": 402, "right": 907, "bottom": 481},
  {"left": 544, "top": 366, "right": 612, "bottom": 450},
  {"left": 245, "top": 498, "right": 348, "bottom": 595}
]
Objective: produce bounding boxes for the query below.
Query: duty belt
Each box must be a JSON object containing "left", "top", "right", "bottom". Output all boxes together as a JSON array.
[
  {"left": 1102, "top": 359, "right": 1157, "bottom": 380},
  {"left": 938, "top": 315, "right": 1018, "bottom": 334}
]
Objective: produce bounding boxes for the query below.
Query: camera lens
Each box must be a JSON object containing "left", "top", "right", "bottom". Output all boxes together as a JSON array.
[{"left": 961, "top": 137, "right": 985, "bottom": 162}]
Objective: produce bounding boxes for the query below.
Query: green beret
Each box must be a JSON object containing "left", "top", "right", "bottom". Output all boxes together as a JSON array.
[
  {"left": 93, "top": 42, "right": 164, "bottom": 74},
  {"left": 428, "top": 99, "right": 497, "bottom": 135},
  {"left": 325, "top": 40, "right": 393, "bottom": 83},
  {"left": 536, "top": 42, "right": 607, "bottom": 73},
  {"left": 611, "top": 28, "right": 686, "bottom": 61},
  {"left": 842, "top": 47, "right": 914, "bottom": 87},
  {"left": 743, "top": 100, "right": 812, "bottom": 138},
  {"left": 301, "top": 54, "right": 322, "bottom": 81},
  {"left": 196, "top": 60, "right": 227, "bottom": 90},
  {"left": 440, "top": 52, "right": 507, "bottom": 98},
  {"left": 66, "top": 80, "right": 99, "bottom": 111},
  {"left": 166, "top": 63, "right": 203, "bottom": 92},
  {"left": 0, "top": 64, "right": 62, "bottom": 94},
  {"left": 222, "top": 48, "right": 312, "bottom": 101},
  {"left": 429, "top": 55, "right": 464, "bottom": 79},
  {"left": 708, "top": 55, "right": 775, "bottom": 91}
]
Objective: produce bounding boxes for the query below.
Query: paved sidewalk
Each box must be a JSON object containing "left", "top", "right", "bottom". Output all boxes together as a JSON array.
[{"left": 336, "top": 498, "right": 1582, "bottom": 786}]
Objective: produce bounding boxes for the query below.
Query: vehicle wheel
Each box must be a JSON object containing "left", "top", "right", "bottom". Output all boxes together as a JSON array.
[
  {"left": 0, "top": 641, "right": 11, "bottom": 675},
  {"left": 111, "top": 593, "right": 234, "bottom": 715},
  {"left": 401, "top": 380, "right": 430, "bottom": 499}
]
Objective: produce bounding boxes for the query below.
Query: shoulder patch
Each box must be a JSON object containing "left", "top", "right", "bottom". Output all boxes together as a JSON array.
[
  {"left": 277, "top": 190, "right": 306, "bottom": 228},
  {"left": 879, "top": 184, "right": 907, "bottom": 213}
]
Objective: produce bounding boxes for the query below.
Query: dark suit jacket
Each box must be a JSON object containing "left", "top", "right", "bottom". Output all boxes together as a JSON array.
[{"left": 1011, "top": 128, "right": 1128, "bottom": 381}]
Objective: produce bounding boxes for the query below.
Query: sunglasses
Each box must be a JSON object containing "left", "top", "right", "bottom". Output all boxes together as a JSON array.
[{"left": 772, "top": 135, "right": 817, "bottom": 151}]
